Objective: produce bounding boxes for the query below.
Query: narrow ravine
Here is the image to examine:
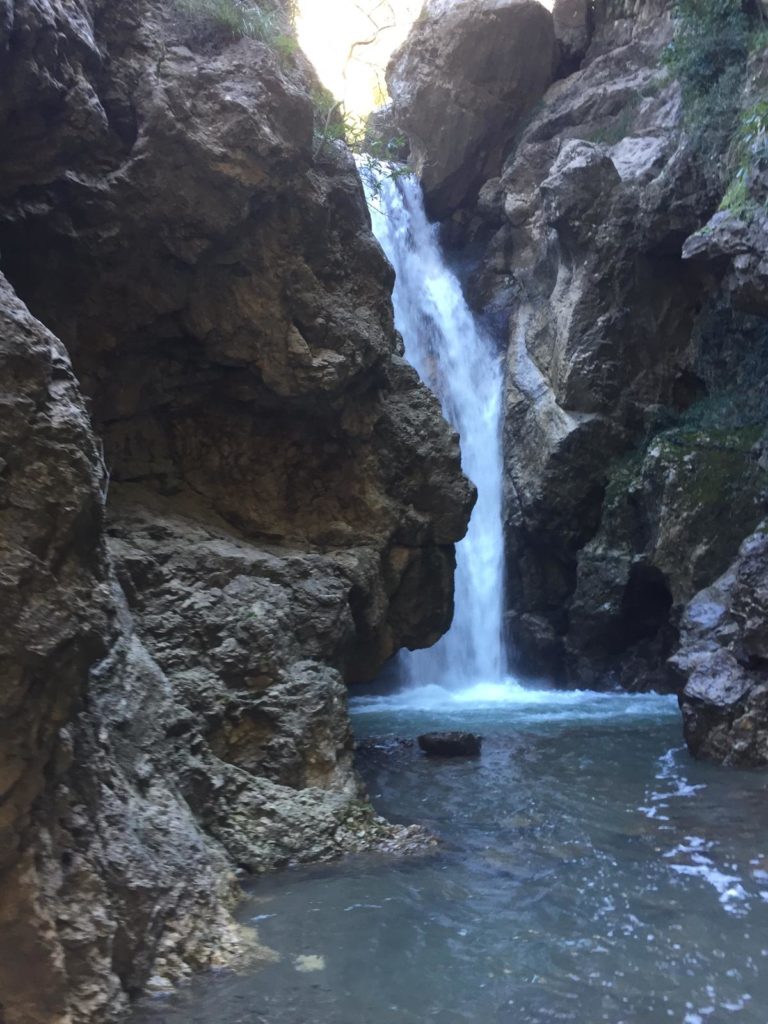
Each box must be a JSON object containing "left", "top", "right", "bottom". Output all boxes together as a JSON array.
[{"left": 6, "top": 2, "right": 768, "bottom": 1020}]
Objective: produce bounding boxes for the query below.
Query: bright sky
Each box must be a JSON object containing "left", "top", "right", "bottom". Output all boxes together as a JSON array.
[{"left": 296, "top": 0, "right": 424, "bottom": 116}]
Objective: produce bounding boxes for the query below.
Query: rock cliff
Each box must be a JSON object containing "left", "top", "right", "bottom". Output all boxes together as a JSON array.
[
  {"left": 0, "top": 1, "right": 472, "bottom": 1021},
  {"left": 389, "top": 0, "right": 768, "bottom": 761}
]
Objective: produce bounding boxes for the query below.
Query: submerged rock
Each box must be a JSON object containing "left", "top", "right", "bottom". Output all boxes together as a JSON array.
[{"left": 417, "top": 731, "right": 483, "bottom": 757}]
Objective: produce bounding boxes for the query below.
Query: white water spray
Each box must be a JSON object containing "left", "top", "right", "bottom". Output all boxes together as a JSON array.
[{"left": 363, "top": 168, "right": 506, "bottom": 688}]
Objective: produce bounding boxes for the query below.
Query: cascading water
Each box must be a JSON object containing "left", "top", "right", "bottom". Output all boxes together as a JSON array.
[{"left": 362, "top": 167, "right": 506, "bottom": 689}]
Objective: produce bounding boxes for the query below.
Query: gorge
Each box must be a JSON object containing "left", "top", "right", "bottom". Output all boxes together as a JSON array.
[{"left": 2, "top": 0, "right": 768, "bottom": 1022}]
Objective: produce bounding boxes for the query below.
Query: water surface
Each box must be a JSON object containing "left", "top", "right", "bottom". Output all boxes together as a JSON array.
[{"left": 135, "top": 685, "right": 768, "bottom": 1024}]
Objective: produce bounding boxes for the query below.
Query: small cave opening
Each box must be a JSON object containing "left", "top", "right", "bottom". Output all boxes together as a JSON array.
[
  {"left": 618, "top": 562, "right": 673, "bottom": 647},
  {"left": 671, "top": 369, "right": 707, "bottom": 412}
]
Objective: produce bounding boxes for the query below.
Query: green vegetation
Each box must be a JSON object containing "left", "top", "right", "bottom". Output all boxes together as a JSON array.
[
  {"left": 751, "top": 25, "right": 768, "bottom": 53},
  {"left": 638, "top": 72, "right": 672, "bottom": 99},
  {"left": 312, "top": 88, "right": 412, "bottom": 196},
  {"left": 664, "top": 1, "right": 768, "bottom": 209},
  {"left": 663, "top": 0, "right": 753, "bottom": 182},
  {"left": 605, "top": 349, "right": 768, "bottom": 512},
  {"left": 580, "top": 72, "right": 671, "bottom": 150},
  {"left": 720, "top": 98, "right": 768, "bottom": 218},
  {"left": 174, "top": 0, "right": 298, "bottom": 52},
  {"left": 585, "top": 92, "right": 642, "bottom": 146},
  {"left": 604, "top": 417, "right": 766, "bottom": 547},
  {"left": 664, "top": 0, "right": 750, "bottom": 110}
]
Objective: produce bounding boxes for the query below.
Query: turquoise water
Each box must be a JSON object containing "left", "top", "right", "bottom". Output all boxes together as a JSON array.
[{"left": 134, "top": 683, "right": 768, "bottom": 1024}]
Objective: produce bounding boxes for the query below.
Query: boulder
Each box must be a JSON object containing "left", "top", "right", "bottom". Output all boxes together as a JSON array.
[
  {"left": 417, "top": 731, "right": 483, "bottom": 756},
  {"left": 387, "top": 0, "right": 557, "bottom": 218},
  {"left": 683, "top": 210, "right": 768, "bottom": 317},
  {"left": 673, "top": 525, "right": 768, "bottom": 766}
]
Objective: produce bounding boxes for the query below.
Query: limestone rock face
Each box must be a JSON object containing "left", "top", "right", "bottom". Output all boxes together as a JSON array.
[
  {"left": 0, "top": 270, "right": 111, "bottom": 1023},
  {"left": 484, "top": 3, "right": 702, "bottom": 684},
  {"left": 681, "top": 51, "right": 768, "bottom": 318},
  {"left": 387, "top": 0, "right": 557, "bottom": 218},
  {"left": 673, "top": 526, "right": 768, "bottom": 766},
  {"left": 0, "top": 271, "right": 241, "bottom": 1024},
  {"left": 0, "top": 0, "right": 474, "bottom": 663},
  {"left": 0, "top": 1, "right": 472, "bottom": 1020}
]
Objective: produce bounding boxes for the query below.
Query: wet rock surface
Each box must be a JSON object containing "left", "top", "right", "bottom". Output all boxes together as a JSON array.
[
  {"left": 0, "top": 2, "right": 472, "bottom": 1021},
  {"left": 392, "top": 0, "right": 768, "bottom": 708},
  {"left": 417, "top": 732, "right": 483, "bottom": 757},
  {"left": 674, "top": 525, "right": 768, "bottom": 767},
  {"left": 472, "top": 0, "right": 712, "bottom": 689}
]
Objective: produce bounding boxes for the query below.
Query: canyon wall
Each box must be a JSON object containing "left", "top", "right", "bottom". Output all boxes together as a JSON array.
[
  {"left": 388, "top": 0, "right": 768, "bottom": 763},
  {"left": 0, "top": 1, "right": 472, "bottom": 1021}
]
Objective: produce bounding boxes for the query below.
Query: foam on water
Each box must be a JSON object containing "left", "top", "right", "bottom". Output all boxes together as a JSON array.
[
  {"left": 640, "top": 746, "right": 760, "bottom": 918},
  {"left": 351, "top": 678, "right": 677, "bottom": 720}
]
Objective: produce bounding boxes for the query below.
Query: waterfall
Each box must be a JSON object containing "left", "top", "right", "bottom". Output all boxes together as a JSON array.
[{"left": 362, "top": 167, "right": 506, "bottom": 688}]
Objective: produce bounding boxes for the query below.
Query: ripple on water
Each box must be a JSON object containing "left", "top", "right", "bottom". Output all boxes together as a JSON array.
[{"left": 130, "top": 688, "right": 768, "bottom": 1024}]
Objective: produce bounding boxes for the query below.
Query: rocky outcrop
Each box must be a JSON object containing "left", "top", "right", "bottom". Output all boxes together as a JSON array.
[
  {"left": 665, "top": 47, "right": 768, "bottom": 760},
  {"left": 472, "top": 0, "right": 712, "bottom": 686},
  {"left": 674, "top": 525, "right": 768, "bottom": 766},
  {"left": 496, "top": 13, "right": 768, "bottom": 695},
  {"left": 682, "top": 51, "right": 768, "bottom": 318},
  {"left": 0, "top": 270, "right": 112, "bottom": 1024},
  {"left": 0, "top": 1, "right": 472, "bottom": 1020},
  {"left": 387, "top": 0, "right": 557, "bottom": 219},
  {"left": 0, "top": 273, "right": 243, "bottom": 1023}
]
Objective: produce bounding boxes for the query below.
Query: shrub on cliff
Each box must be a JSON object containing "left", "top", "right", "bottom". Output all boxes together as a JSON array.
[
  {"left": 174, "top": 0, "right": 298, "bottom": 53},
  {"left": 665, "top": 0, "right": 755, "bottom": 186},
  {"left": 720, "top": 97, "right": 768, "bottom": 217},
  {"left": 666, "top": 0, "right": 750, "bottom": 107}
]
